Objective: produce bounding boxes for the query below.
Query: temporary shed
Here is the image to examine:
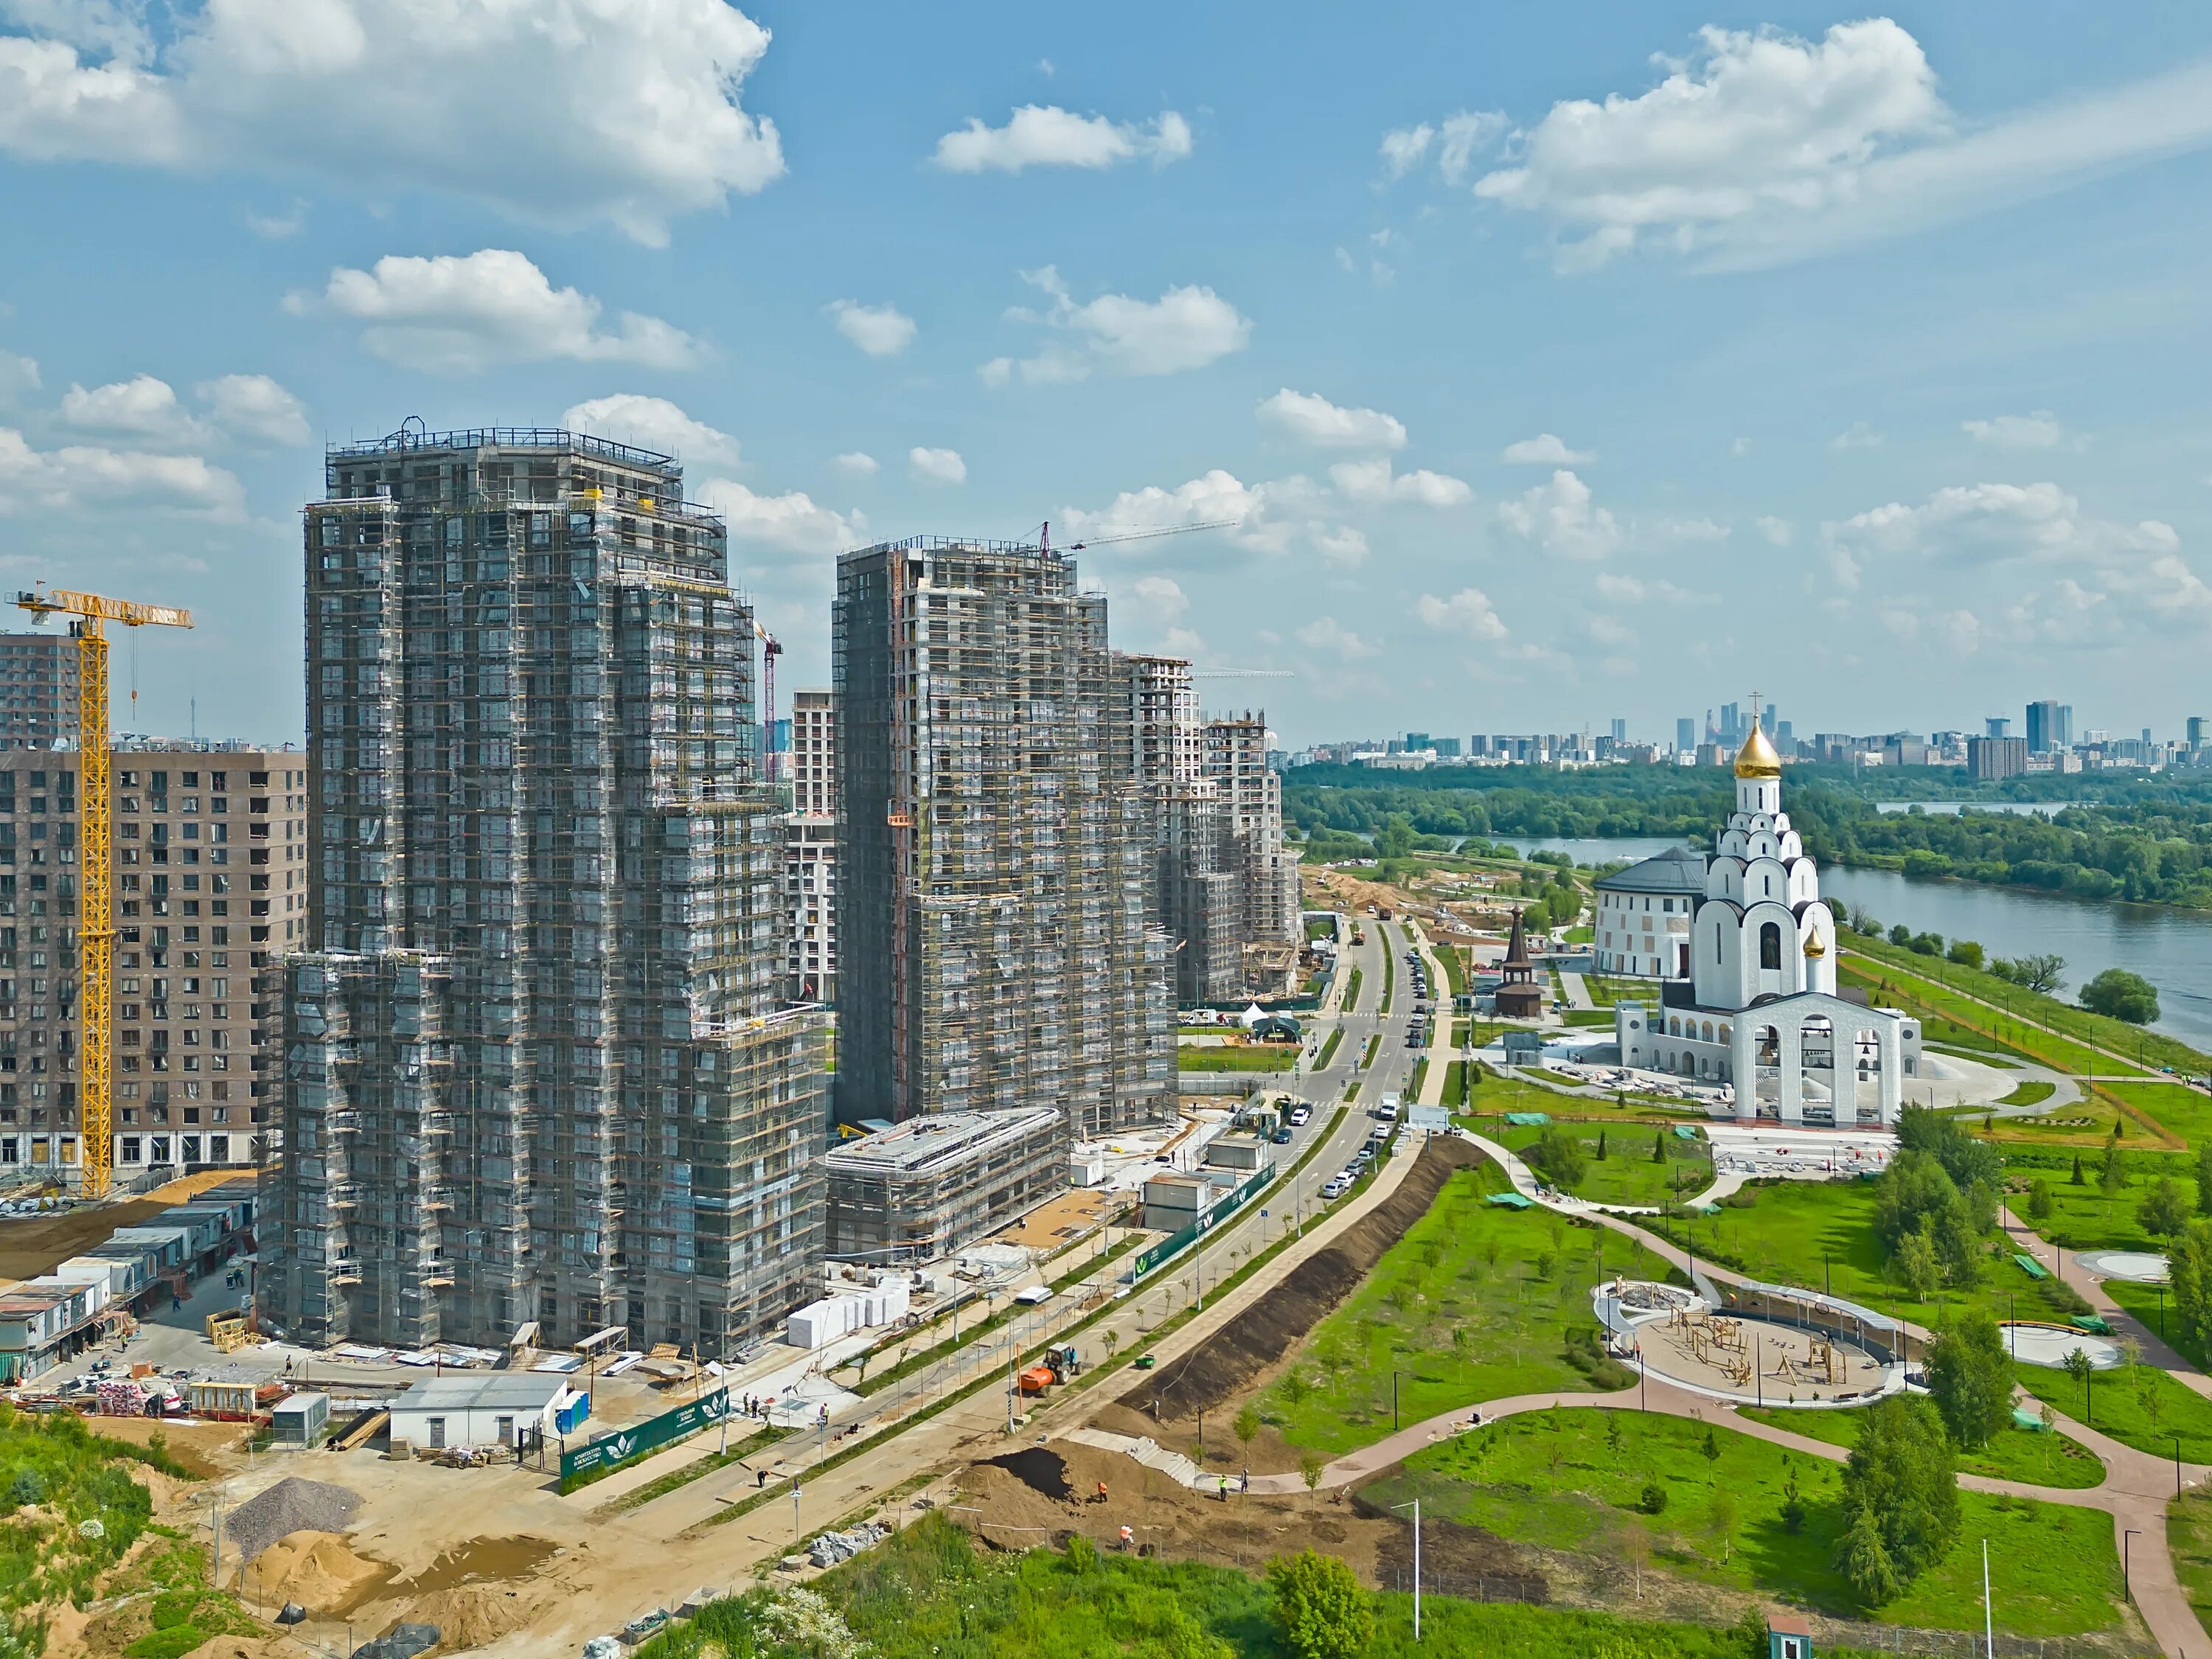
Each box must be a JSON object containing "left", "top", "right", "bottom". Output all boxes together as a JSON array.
[
  {"left": 269, "top": 1392, "right": 330, "bottom": 1447},
  {"left": 389, "top": 1372, "right": 573, "bottom": 1450}
]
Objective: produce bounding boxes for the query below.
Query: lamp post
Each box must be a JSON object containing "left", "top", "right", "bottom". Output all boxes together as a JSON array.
[{"left": 1390, "top": 1499, "right": 1422, "bottom": 1641}]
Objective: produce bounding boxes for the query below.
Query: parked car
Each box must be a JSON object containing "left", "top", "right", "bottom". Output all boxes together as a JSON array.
[
  {"left": 1289, "top": 1105, "right": 1312, "bottom": 1125},
  {"left": 1321, "top": 1177, "right": 1351, "bottom": 1199}
]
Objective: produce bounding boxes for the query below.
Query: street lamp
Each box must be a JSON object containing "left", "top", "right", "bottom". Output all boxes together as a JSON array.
[{"left": 1390, "top": 1499, "right": 1422, "bottom": 1641}]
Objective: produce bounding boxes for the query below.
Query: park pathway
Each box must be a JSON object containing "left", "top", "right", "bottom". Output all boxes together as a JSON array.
[{"left": 1559, "top": 969, "right": 1596, "bottom": 1010}]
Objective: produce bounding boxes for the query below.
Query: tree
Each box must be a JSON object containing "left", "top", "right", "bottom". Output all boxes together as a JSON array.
[
  {"left": 1299, "top": 1450, "right": 1326, "bottom": 1492},
  {"left": 1922, "top": 1312, "right": 2011, "bottom": 1448},
  {"left": 1595, "top": 1130, "right": 1608, "bottom": 1162},
  {"left": 1947, "top": 939, "right": 1986, "bottom": 970},
  {"left": 1234, "top": 1403, "right": 1262, "bottom": 1453},
  {"left": 2070, "top": 1152, "right": 2086, "bottom": 1187},
  {"left": 2101, "top": 1134, "right": 2127, "bottom": 1195},
  {"left": 1651, "top": 1130, "right": 1666, "bottom": 1164},
  {"left": 1838, "top": 1397, "right": 1960, "bottom": 1603},
  {"left": 2025, "top": 1179, "right": 2054, "bottom": 1222},
  {"left": 2198, "top": 1141, "right": 2212, "bottom": 1217},
  {"left": 1701, "top": 1425, "right": 1720, "bottom": 1466},
  {"left": 1894, "top": 1225, "right": 1940, "bottom": 1300},
  {"left": 1279, "top": 1370, "right": 1312, "bottom": 1408},
  {"left": 2140, "top": 1176, "right": 2191, "bottom": 1239},
  {"left": 2081, "top": 967, "right": 2160, "bottom": 1026},
  {"left": 1526, "top": 1127, "right": 1587, "bottom": 1190},
  {"left": 1888, "top": 925, "right": 1913, "bottom": 947},
  {"left": 2018, "top": 953, "right": 2067, "bottom": 995},
  {"left": 1266, "top": 1549, "right": 1373, "bottom": 1659},
  {"left": 1705, "top": 1491, "right": 1739, "bottom": 1565},
  {"left": 1779, "top": 1463, "right": 1807, "bottom": 1534},
  {"left": 2062, "top": 1346, "right": 2096, "bottom": 1421}
]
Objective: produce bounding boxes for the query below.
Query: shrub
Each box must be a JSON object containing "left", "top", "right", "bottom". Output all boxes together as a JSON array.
[{"left": 1639, "top": 1479, "right": 1668, "bottom": 1514}]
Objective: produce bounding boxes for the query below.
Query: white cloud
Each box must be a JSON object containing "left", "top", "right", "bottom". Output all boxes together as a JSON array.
[
  {"left": 1329, "top": 458, "right": 1472, "bottom": 508},
  {"left": 908, "top": 446, "right": 966, "bottom": 485},
  {"left": 825, "top": 300, "right": 916, "bottom": 358},
  {"left": 985, "top": 265, "right": 1250, "bottom": 383},
  {"left": 1496, "top": 469, "right": 1621, "bottom": 560},
  {"left": 1826, "top": 481, "right": 2169, "bottom": 569},
  {"left": 244, "top": 199, "right": 306, "bottom": 240},
  {"left": 1592, "top": 572, "right": 1706, "bottom": 605},
  {"left": 1295, "top": 616, "right": 1374, "bottom": 660},
  {"left": 1061, "top": 469, "right": 1270, "bottom": 548},
  {"left": 1755, "top": 515, "right": 1794, "bottom": 548},
  {"left": 1500, "top": 433, "right": 1593, "bottom": 465},
  {"left": 196, "top": 373, "right": 308, "bottom": 445},
  {"left": 832, "top": 451, "right": 879, "bottom": 476},
  {"left": 291, "top": 250, "right": 702, "bottom": 375},
  {"left": 933, "top": 105, "right": 1192, "bottom": 173},
  {"left": 60, "top": 374, "right": 197, "bottom": 441},
  {"left": 698, "top": 478, "right": 858, "bottom": 557},
  {"left": 1964, "top": 411, "right": 2062, "bottom": 448},
  {"left": 1382, "top": 111, "right": 1506, "bottom": 184},
  {"left": 1830, "top": 421, "right": 1885, "bottom": 451},
  {"left": 1314, "top": 526, "right": 1369, "bottom": 568},
  {"left": 1380, "top": 124, "right": 1433, "bottom": 178},
  {"left": 1414, "top": 587, "right": 1509, "bottom": 641},
  {"left": 1472, "top": 21, "right": 2212, "bottom": 271},
  {"left": 0, "top": 0, "right": 784, "bottom": 243},
  {"left": 561, "top": 394, "right": 740, "bottom": 471},
  {"left": 1255, "top": 389, "right": 1406, "bottom": 451},
  {"left": 0, "top": 352, "right": 38, "bottom": 406},
  {"left": 0, "top": 427, "right": 243, "bottom": 518}
]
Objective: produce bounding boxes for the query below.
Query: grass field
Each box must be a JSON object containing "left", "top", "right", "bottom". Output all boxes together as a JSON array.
[
  {"left": 1844, "top": 929, "right": 2207, "bottom": 1077},
  {"left": 1494, "top": 1119, "right": 1713, "bottom": 1208},
  {"left": 1735, "top": 1404, "right": 2105, "bottom": 1489},
  {"left": 1315, "top": 1026, "right": 1343, "bottom": 1071},
  {"left": 647, "top": 1508, "right": 1903, "bottom": 1659},
  {"left": 1343, "top": 965, "right": 1364, "bottom": 1012},
  {"left": 1439, "top": 941, "right": 1468, "bottom": 998},
  {"left": 1178, "top": 1044, "right": 1298, "bottom": 1073},
  {"left": 2012, "top": 1166, "right": 2177, "bottom": 1253},
  {"left": 2100, "top": 1081, "right": 2212, "bottom": 1146},
  {"left": 2169, "top": 1488, "right": 2212, "bottom": 1633},
  {"left": 1365, "top": 1410, "right": 2123, "bottom": 1635},
  {"left": 2001, "top": 1079, "right": 2056, "bottom": 1107},
  {"left": 2014, "top": 1357, "right": 2212, "bottom": 1461},
  {"left": 2104, "top": 1279, "right": 2200, "bottom": 1367},
  {"left": 1382, "top": 946, "right": 1396, "bottom": 1014},
  {"left": 1258, "top": 1164, "right": 1676, "bottom": 1455}
]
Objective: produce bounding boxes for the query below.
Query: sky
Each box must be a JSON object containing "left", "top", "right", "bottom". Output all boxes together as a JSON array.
[{"left": 6, "top": 4, "right": 2212, "bottom": 749}]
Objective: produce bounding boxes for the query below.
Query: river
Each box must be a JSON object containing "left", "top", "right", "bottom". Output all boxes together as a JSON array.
[{"left": 1508, "top": 835, "right": 2212, "bottom": 1051}]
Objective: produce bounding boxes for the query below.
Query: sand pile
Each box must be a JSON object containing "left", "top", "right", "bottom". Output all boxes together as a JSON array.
[
  {"left": 389, "top": 1579, "right": 560, "bottom": 1648},
  {"left": 181, "top": 1638, "right": 294, "bottom": 1659},
  {"left": 243, "top": 1530, "right": 390, "bottom": 1613}
]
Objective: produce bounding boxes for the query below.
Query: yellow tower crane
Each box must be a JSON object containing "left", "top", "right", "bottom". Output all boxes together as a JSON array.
[{"left": 14, "top": 587, "right": 192, "bottom": 1198}]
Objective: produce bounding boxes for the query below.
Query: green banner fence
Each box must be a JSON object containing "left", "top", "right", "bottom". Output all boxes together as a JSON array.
[
  {"left": 1130, "top": 1161, "right": 1277, "bottom": 1278},
  {"left": 560, "top": 1384, "right": 732, "bottom": 1487}
]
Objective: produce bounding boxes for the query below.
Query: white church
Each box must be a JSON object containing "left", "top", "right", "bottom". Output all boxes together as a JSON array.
[{"left": 1613, "top": 720, "right": 1920, "bottom": 1126}]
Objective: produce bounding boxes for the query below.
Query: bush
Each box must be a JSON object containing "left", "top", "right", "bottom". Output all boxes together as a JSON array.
[
  {"left": 1267, "top": 1548, "right": 1373, "bottom": 1659},
  {"left": 125, "top": 1629, "right": 208, "bottom": 1659},
  {"left": 2081, "top": 968, "right": 2160, "bottom": 1026},
  {"left": 1639, "top": 1478, "right": 1669, "bottom": 1514}
]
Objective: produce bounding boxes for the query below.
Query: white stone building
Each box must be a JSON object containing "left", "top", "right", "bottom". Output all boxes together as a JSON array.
[
  {"left": 1615, "top": 723, "right": 1919, "bottom": 1124},
  {"left": 1593, "top": 846, "right": 1703, "bottom": 978}
]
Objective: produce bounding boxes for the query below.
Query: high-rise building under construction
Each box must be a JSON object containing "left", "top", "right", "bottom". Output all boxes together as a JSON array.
[
  {"left": 261, "top": 425, "right": 827, "bottom": 1355},
  {"left": 833, "top": 537, "right": 1172, "bottom": 1138}
]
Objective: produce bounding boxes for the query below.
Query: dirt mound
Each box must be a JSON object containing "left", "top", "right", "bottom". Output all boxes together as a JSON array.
[
  {"left": 182, "top": 1639, "right": 295, "bottom": 1659},
  {"left": 387, "top": 1579, "right": 559, "bottom": 1649},
  {"left": 1120, "top": 1135, "right": 1482, "bottom": 1423},
  {"left": 981, "top": 1447, "right": 1071, "bottom": 1500},
  {"left": 1356, "top": 1496, "right": 1548, "bottom": 1603},
  {"left": 244, "top": 1530, "right": 390, "bottom": 1613},
  {"left": 225, "top": 1476, "right": 362, "bottom": 1566}
]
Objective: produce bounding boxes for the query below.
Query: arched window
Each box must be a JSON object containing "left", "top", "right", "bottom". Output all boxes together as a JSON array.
[
  {"left": 1759, "top": 921, "right": 1782, "bottom": 969},
  {"left": 1702, "top": 1021, "right": 1715, "bottom": 1043}
]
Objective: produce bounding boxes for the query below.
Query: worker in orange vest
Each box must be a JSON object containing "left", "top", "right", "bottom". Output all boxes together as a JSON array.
[
  {"left": 1119, "top": 1525, "right": 1133, "bottom": 1552},
  {"left": 1096, "top": 1480, "right": 1108, "bottom": 1506}
]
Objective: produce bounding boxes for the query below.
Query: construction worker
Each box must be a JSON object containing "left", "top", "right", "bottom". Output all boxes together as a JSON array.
[
  {"left": 1096, "top": 1480, "right": 1108, "bottom": 1506},
  {"left": 1119, "top": 1525, "right": 1133, "bottom": 1552}
]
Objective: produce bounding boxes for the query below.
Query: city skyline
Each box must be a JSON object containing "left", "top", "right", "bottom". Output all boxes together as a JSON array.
[{"left": 9, "top": 5, "right": 2212, "bottom": 744}]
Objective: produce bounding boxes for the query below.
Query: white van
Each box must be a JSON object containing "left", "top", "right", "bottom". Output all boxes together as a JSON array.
[{"left": 1376, "top": 1095, "right": 1400, "bottom": 1121}]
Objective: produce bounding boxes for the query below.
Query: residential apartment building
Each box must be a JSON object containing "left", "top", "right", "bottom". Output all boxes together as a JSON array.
[
  {"left": 260, "top": 425, "right": 828, "bottom": 1357},
  {"left": 0, "top": 743, "right": 301, "bottom": 1181},
  {"left": 1201, "top": 712, "right": 1302, "bottom": 987},
  {"left": 833, "top": 536, "right": 1172, "bottom": 1138},
  {"left": 0, "top": 633, "right": 81, "bottom": 751},
  {"left": 787, "top": 688, "right": 835, "bottom": 1004}
]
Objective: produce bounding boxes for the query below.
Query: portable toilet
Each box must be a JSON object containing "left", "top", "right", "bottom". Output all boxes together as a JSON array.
[{"left": 1766, "top": 1612, "right": 1813, "bottom": 1659}]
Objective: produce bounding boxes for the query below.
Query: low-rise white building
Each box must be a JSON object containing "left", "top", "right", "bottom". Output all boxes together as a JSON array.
[
  {"left": 388, "top": 1372, "right": 574, "bottom": 1451},
  {"left": 1592, "top": 846, "right": 1703, "bottom": 978}
]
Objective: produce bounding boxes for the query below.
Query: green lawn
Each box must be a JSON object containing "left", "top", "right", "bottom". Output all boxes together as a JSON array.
[
  {"left": 1496, "top": 1119, "right": 1713, "bottom": 1208},
  {"left": 1258, "top": 1164, "right": 1676, "bottom": 1455},
  {"left": 1178, "top": 1044, "right": 1298, "bottom": 1073},
  {"left": 650, "top": 1507, "right": 1899, "bottom": 1659},
  {"left": 2101, "top": 1081, "right": 2212, "bottom": 1147},
  {"left": 1343, "top": 965, "right": 1364, "bottom": 1012},
  {"left": 1439, "top": 941, "right": 1468, "bottom": 998},
  {"left": 2014, "top": 1359, "right": 2212, "bottom": 1461},
  {"left": 1363, "top": 1410, "right": 2124, "bottom": 1636},
  {"left": 1315, "top": 1026, "right": 1343, "bottom": 1070},
  {"left": 1736, "top": 1405, "right": 2105, "bottom": 1489},
  {"left": 1382, "top": 946, "right": 1396, "bottom": 1013},
  {"left": 2000, "top": 1079, "right": 2055, "bottom": 1107},
  {"left": 2168, "top": 1488, "right": 2212, "bottom": 1634},
  {"left": 1839, "top": 953, "right": 2155, "bottom": 1091},
  {"left": 2103, "top": 1280, "right": 2199, "bottom": 1367}
]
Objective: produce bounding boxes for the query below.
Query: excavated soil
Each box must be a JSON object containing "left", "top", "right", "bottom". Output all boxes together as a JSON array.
[
  {"left": 1118, "top": 1135, "right": 1481, "bottom": 1427},
  {"left": 241, "top": 1530, "right": 392, "bottom": 1615},
  {"left": 979, "top": 1447, "right": 1073, "bottom": 1501},
  {"left": 954, "top": 1439, "right": 1551, "bottom": 1596}
]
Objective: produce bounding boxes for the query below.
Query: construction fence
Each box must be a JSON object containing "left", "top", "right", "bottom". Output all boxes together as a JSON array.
[
  {"left": 1130, "top": 1162, "right": 1276, "bottom": 1278},
  {"left": 559, "top": 1385, "right": 733, "bottom": 1489}
]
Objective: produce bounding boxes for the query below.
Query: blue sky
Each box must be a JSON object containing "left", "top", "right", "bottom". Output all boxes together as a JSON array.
[{"left": 6, "top": 3, "right": 2212, "bottom": 747}]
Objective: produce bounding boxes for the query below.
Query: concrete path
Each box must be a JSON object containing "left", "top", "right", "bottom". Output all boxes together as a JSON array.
[{"left": 1559, "top": 970, "right": 1595, "bottom": 1011}]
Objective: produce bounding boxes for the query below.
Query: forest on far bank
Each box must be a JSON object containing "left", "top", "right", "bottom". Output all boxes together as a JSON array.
[{"left": 1284, "top": 762, "right": 2212, "bottom": 908}]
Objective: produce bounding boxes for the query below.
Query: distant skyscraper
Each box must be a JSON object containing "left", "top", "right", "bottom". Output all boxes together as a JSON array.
[
  {"left": 833, "top": 536, "right": 1172, "bottom": 1138},
  {"left": 2190, "top": 715, "right": 2209, "bottom": 750},
  {"left": 1968, "top": 735, "right": 2028, "bottom": 781},
  {"left": 1405, "top": 731, "right": 1431, "bottom": 752},
  {"left": 0, "top": 633, "right": 81, "bottom": 750},
  {"left": 1759, "top": 703, "right": 1777, "bottom": 737},
  {"left": 1676, "top": 717, "right": 1696, "bottom": 754},
  {"left": 2025, "top": 699, "right": 2060, "bottom": 754},
  {"left": 265, "top": 426, "right": 828, "bottom": 1357},
  {"left": 1985, "top": 717, "right": 2011, "bottom": 739},
  {"left": 1719, "top": 702, "right": 1741, "bottom": 744},
  {"left": 1610, "top": 718, "right": 1627, "bottom": 743},
  {"left": 2059, "top": 705, "right": 2074, "bottom": 748}
]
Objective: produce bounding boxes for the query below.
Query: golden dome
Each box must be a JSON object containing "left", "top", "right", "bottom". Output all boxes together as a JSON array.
[
  {"left": 1733, "top": 723, "right": 1782, "bottom": 779},
  {"left": 1803, "top": 932, "right": 1826, "bottom": 959}
]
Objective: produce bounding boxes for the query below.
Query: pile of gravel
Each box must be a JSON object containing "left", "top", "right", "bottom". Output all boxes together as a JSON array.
[
  {"left": 225, "top": 1475, "right": 363, "bottom": 1564},
  {"left": 807, "top": 1522, "right": 890, "bottom": 1568}
]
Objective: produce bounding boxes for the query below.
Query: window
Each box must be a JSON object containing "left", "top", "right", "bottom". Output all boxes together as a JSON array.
[{"left": 1759, "top": 921, "right": 1782, "bottom": 970}]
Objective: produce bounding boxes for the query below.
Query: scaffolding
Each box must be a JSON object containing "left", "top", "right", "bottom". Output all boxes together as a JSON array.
[{"left": 264, "top": 428, "right": 827, "bottom": 1358}]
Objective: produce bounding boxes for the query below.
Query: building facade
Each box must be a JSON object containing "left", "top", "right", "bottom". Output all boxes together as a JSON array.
[
  {"left": 821, "top": 1106, "right": 1063, "bottom": 1262},
  {"left": 0, "top": 634, "right": 81, "bottom": 751},
  {"left": 833, "top": 537, "right": 1172, "bottom": 1138},
  {"left": 787, "top": 689, "right": 836, "bottom": 1005},
  {"left": 260, "top": 426, "right": 828, "bottom": 1357},
  {"left": 0, "top": 743, "right": 301, "bottom": 1180},
  {"left": 1592, "top": 845, "right": 1703, "bottom": 978}
]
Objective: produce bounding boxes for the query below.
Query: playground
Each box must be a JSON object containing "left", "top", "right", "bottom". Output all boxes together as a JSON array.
[{"left": 1600, "top": 1280, "right": 1893, "bottom": 1405}]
